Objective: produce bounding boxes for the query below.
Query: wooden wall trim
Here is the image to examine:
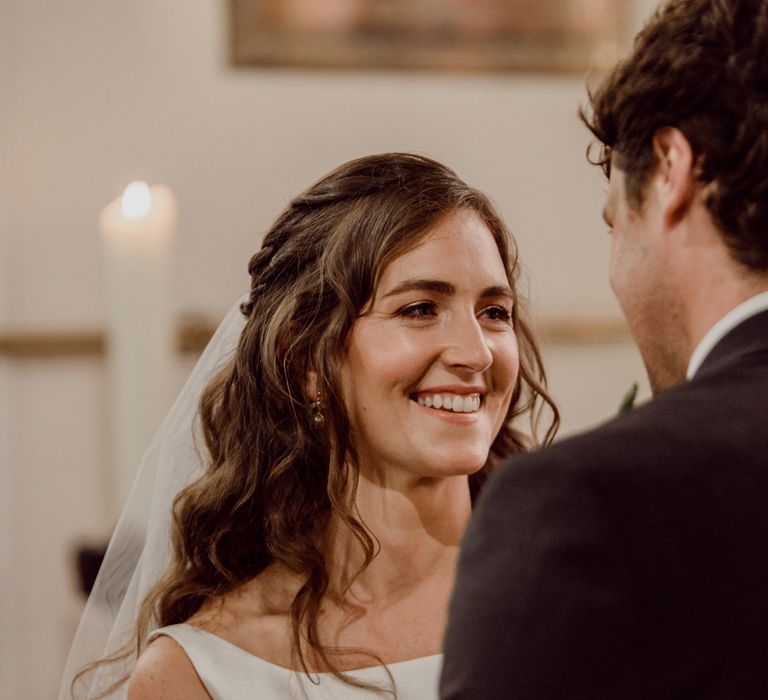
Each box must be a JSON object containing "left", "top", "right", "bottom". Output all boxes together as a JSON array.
[
  {"left": 0, "top": 322, "right": 217, "bottom": 359},
  {"left": 536, "top": 315, "right": 631, "bottom": 344},
  {"left": 0, "top": 330, "right": 105, "bottom": 358},
  {"left": 0, "top": 314, "right": 630, "bottom": 359}
]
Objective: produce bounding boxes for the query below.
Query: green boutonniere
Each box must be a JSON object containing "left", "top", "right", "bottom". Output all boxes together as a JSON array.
[{"left": 618, "top": 382, "right": 639, "bottom": 413}]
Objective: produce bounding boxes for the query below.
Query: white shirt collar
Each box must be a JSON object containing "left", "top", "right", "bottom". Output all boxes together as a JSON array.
[{"left": 686, "top": 291, "right": 768, "bottom": 380}]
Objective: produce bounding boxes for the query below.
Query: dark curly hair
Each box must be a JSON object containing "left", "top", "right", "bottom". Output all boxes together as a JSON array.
[
  {"left": 76, "top": 153, "right": 558, "bottom": 697},
  {"left": 581, "top": 0, "right": 768, "bottom": 271}
]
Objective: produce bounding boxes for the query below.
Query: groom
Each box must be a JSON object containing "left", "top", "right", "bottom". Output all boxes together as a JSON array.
[{"left": 441, "top": 0, "right": 768, "bottom": 697}]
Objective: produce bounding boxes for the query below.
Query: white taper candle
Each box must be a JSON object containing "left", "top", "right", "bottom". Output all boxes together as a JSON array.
[{"left": 99, "top": 181, "right": 176, "bottom": 517}]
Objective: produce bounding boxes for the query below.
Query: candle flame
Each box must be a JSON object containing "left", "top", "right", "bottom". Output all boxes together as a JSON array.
[{"left": 121, "top": 181, "right": 152, "bottom": 219}]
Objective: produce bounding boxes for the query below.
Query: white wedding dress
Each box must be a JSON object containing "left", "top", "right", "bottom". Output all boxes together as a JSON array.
[{"left": 149, "top": 624, "right": 442, "bottom": 699}]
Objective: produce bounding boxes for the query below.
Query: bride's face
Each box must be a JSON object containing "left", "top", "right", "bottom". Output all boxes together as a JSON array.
[{"left": 339, "top": 208, "right": 520, "bottom": 483}]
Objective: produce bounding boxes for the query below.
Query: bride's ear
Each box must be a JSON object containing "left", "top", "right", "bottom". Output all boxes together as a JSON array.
[{"left": 304, "top": 368, "right": 318, "bottom": 402}]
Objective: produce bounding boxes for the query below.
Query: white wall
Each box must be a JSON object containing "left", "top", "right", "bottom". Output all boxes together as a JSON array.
[
  {"left": 3, "top": 0, "right": 626, "bottom": 328},
  {"left": 0, "top": 1, "right": 656, "bottom": 698},
  {"left": 1, "top": 1, "right": 15, "bottom": 697}
]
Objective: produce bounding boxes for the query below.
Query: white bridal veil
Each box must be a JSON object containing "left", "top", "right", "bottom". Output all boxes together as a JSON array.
[{"left": 58, "top": 298, "right": 247, "bottom": 700}]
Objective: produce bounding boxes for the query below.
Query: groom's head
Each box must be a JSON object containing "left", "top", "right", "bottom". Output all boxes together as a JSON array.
[{"left": 582, "top": 0, "right": 768, "bottom": 392}]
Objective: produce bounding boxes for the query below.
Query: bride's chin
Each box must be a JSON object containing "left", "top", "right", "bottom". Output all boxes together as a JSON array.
[{"left": 424, "top": 455, "right": 488, "bottom": 478}]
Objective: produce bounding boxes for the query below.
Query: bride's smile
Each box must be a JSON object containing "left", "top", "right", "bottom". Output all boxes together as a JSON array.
[{"left": 413, "top": 388, "right": 483, "bottom": 415}]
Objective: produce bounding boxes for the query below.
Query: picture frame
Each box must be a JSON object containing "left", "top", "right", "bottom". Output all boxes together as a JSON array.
[{"left": 229, "top": 0, "right": 630, "bottom": 74}]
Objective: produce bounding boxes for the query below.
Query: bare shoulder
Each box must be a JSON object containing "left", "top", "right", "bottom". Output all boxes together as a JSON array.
[{"left": 127, "top": 635, "right": 210, "bottom": 700}]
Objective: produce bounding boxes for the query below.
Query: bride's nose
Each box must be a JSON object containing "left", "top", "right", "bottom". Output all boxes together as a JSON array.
[{"left": 440, "top": 312, "right": 493, "bottom": 373}]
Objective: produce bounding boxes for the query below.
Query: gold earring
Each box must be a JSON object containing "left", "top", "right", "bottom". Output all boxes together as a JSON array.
[{"left": 310, "top": 393, "right": 325, "bottom": 427}]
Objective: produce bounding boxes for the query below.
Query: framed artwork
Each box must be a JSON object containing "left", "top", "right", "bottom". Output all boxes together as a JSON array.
[{"left": 229, "top": 0, "right": 630, "bottom": 73}]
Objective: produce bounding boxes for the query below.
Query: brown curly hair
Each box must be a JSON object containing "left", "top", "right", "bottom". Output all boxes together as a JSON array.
[
  {"left": 78, "top": 153, "right": 558, "bottom": 697},
  {"left": 581, "top": 0, "right": 768, "bottom": 271}
]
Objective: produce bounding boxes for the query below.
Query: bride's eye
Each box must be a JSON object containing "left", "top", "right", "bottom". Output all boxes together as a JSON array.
[
  {"left": 397, "top": 301, "right": 438, "bottom": 318},
  {"left": 481, "top": 305, "right": 513, "bottom": 324}
]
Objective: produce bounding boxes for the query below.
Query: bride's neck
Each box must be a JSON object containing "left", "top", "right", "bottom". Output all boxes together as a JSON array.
[{"left": 324, "top": 472, "right": 472, "bottom": 602}]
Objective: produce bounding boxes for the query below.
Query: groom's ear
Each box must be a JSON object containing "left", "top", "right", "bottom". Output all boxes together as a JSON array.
[{"left": 651, "top": 127, "right": 697, "bottom": 229}]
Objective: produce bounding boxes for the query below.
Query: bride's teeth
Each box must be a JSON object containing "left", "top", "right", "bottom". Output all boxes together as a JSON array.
[{"left": 416, "top": 393, "right": 481, "bottom": 413}]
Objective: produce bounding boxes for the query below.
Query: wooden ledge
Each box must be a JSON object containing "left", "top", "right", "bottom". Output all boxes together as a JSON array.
[
  {"left": 537, "top": 315, "right": 631, "bottom": 344},
  {"left": 0, "top": 330, "right": 105, "bottom": 358},
  {"left": 0, "top": 321, "right": 218, "bottom": 359}
]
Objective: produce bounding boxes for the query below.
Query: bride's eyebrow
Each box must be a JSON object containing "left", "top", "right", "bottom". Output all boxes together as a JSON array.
[
  {"left": 481, "top": 285, "right": 515, "bottom": 300},
  {"left": 381, "top": 279, "right": 455, "bottom": 298},
  {"left": 380, "top": 280, "right": 515, "bottom": 300}
]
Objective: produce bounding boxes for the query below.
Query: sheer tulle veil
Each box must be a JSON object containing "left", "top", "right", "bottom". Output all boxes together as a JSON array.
[{"left": 57, "top": 297, "right": 247, "bottom": 700}]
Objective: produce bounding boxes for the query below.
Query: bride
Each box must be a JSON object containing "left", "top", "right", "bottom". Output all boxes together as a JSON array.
[{"left": 62, "top": 153, "right": 557, "bottom": 699}]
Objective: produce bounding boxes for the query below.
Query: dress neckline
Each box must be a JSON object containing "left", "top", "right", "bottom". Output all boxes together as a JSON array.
[{"left": 172, "top": 623, "right": 443, "bottom": 676}]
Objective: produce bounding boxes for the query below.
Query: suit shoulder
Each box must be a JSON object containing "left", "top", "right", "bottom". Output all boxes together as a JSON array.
[
  {"left": 480, "top": 374, "right": 768, "bottom": 525},
  {"left": 495, "top": 382, "right": 721, "bottom": 481},
  {"left": 480, "top": 399, "right": 691, "bottom": 510},
  {"left": 127, "top": 634, "right": 209, "bottom": 700}
]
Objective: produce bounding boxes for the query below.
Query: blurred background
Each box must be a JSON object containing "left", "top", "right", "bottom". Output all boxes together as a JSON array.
[{"left": 0, "top": 0, "right": 660, "bottom": 697}]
